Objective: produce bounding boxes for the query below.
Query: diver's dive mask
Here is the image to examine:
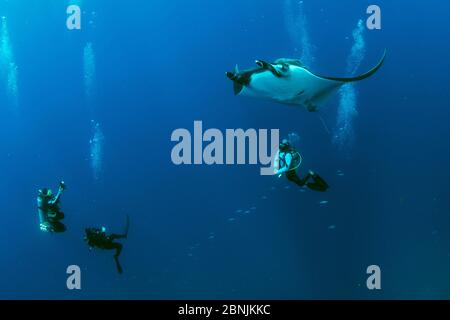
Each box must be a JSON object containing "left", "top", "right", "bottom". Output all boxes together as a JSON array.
[{"left": 279, "top": 139, "right": 291, "bottom": 152}]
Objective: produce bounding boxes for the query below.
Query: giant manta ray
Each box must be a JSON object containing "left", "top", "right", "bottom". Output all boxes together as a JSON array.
[{"left": 226, "top": 50, "right": 386, "bottom": 112}]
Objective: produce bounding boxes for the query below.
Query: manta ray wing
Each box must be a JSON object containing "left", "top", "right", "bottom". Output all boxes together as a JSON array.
[
  {"left": 286, "top": 50, "right": 387, "bottom": 110},
  {"left": 313, "top": 49, "right": 386, "bottom": 83},
  {"left": 270, "top": 66, "right": 342, "bottom": 110}
]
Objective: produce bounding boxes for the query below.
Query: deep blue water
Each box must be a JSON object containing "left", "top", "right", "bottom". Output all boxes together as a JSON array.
[{"left": 0, "top": 0, "right": 449, "bottom": 299}]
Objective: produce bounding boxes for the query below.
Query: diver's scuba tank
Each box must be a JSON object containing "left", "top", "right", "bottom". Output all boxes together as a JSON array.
[
  {"left": 285, "top": 147, "right": 302, "bottom": 172},
  {"left": 291, "top": 150, "right": 302, "bottom": 167}
]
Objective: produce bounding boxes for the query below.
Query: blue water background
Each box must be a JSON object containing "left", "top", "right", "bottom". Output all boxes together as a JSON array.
[{"left": 0, "top": 0, "right": 449, "bottom": 299}]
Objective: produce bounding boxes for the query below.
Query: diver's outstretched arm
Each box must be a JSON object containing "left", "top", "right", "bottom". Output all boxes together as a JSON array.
[
  {"left": 125, "top": 214, "right": 129, "bottom": 235},
  {"left": 109, "top": 215, "right": 130, "bottom": 240},
  {"left": 111, "top": 215, "right": 129, "bottom": 239},
  {"left": 49, "top": 188, "right": 63, "bottom": 205}
]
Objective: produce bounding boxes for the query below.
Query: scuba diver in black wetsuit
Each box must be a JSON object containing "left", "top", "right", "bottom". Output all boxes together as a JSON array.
[
  {"left": 37, "top": 181, "right": 67, "bottom": 233},
  {"left": 274, "top": 139, "right": 329, "bottom": 192},
  {"left": 84, "top": 215, "right": 129, "bottom": 274}
]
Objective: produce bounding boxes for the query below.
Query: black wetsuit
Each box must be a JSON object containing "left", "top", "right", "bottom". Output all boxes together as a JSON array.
[
  {"left": 279, "top": 150, "right": 329, "bottom": 192},
  {"left": 286, "top": 170, "right": 329, "bottom": 191},
  {"left": 86, "top": 228, "right": 128, "bottom": 274},
  {"left": 37, "top": 189, "right": 66, "bottom": 233}
]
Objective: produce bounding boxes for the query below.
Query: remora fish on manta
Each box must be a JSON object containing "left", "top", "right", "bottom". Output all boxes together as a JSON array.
[{"left": 226, "top": 50, "right": 386, "bottom": 112}]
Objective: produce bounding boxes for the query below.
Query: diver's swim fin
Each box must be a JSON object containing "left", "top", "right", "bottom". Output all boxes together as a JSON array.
[
  {"left": 124, "top": 214, "right": 130, "bottom": 238},
  {"left": 307, "top": 173, "right": 329, "bottom": 192},
  {"left": 307, "top": 183, "right": 327, "bottom": 192},
  {"left": 51, "top": 221, "right": 67, "bottom": 233},
  {"left": 114, "top": 256, "right": 123, "bottom": 274},
  {"left": 313, "top": 173, "right": 329, "bottom": 189}
]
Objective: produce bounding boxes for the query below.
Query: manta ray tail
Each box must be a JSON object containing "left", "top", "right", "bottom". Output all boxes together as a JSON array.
[{"left": 316, "top": 49, "right": 387, "bottom": 83}]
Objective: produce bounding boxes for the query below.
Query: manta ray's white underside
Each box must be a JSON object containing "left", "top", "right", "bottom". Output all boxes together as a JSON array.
[{"left": 240, "top": 65, "right": 344, "bottom": 110}]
